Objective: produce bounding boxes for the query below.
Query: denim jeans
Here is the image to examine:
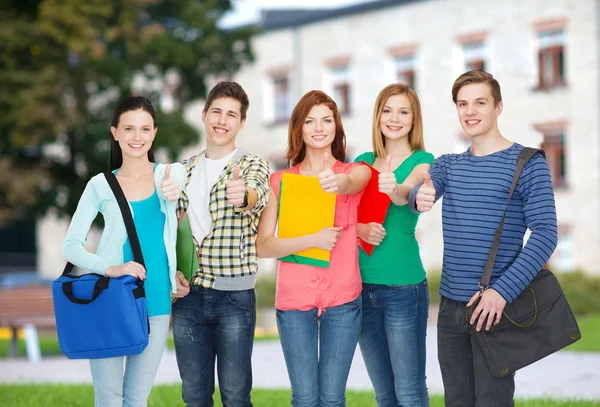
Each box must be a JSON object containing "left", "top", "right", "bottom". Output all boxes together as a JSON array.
[
  {"left": 276, "top": 295, "right": 362, "bottom": 407},
  {"left": 358, "top": 281, "right": 430, "bottom": 407},
  {"left": 437, "top": 296, "right": 515, "bottom": 407},
  {"left": 172, "top": 285, "right": 256, "bottom": 407},
  {"left": 89, "top": 314, "right": 170, "bottom": 407}
]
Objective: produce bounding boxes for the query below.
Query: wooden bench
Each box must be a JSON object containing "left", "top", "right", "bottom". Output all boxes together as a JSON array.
[{"left": 0, "top": 284, "right": 56, "bottom": 362}]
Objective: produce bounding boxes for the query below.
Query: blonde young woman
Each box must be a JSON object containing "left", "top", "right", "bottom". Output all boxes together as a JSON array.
[{"left": 355, "top": 84, "right": 434, "bottom": 407}]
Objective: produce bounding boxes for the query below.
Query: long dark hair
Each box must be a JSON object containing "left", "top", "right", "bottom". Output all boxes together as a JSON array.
[{"left": 110, "top": 96, "right": 157, "bottom": 170}]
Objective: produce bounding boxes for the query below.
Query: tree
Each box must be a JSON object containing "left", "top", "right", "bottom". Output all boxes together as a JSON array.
[{"left": 0, "top": 0, "right": 256, "bottom": 224}]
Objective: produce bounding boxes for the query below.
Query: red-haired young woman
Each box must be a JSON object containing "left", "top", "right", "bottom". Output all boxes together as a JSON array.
[{"left": 257, "top": 90, "right": 371, "bottom": 407}]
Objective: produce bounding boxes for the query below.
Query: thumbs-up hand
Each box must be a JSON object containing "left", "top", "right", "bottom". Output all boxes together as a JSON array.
[
  {"left": 226, "top": 164, "right": 247, "bottom": 207},
  {"left": 415, "top": 170, "right": 436, "bottom": 212},
  {"left": 161, "top": 164, "right": 180, "bottom": 202},
  {"left": 378, "top": 156, "right": 397, "bottom": 196},
  {"left": 318, "top": 151, "right": 339, "bottom": 193}
]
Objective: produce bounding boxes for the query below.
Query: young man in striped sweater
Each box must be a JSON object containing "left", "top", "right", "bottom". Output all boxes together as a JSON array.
[{"left": 409, "top": 70, "right": 558, "bottom": 407}]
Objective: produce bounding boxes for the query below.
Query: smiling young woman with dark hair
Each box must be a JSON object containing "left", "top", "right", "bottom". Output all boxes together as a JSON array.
[{"left": 62, "top": 96, "right": 189, "bottom": 407}]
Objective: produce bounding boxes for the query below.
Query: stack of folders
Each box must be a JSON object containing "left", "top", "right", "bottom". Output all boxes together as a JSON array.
[{"left": 277, "top": 172, "right": 336, "bottom": 268}]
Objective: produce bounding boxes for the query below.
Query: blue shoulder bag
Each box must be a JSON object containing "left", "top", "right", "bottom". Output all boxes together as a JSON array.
[{"left": 52, "top": 172, "right": 150, "bottom": 359}]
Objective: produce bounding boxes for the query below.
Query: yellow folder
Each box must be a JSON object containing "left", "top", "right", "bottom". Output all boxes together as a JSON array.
[{"left": 278, "top": 172, "right": 336, "bottom": 268}]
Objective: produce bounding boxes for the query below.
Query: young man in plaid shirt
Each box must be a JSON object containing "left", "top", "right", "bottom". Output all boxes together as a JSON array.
[{"left": 172, "top": 81, "right": 270, "bottom": 407}]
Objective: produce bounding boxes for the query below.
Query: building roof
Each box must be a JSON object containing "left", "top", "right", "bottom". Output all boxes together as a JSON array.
[{"left": 261, "top": 0, "right": 421, "bottom": 31}]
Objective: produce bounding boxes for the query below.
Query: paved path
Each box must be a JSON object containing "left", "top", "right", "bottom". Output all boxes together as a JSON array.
[{"left": 1, "top": 326, "right": 599, "bottom": 401}]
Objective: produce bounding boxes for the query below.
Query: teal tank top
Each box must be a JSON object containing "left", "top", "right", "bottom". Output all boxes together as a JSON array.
[{"left": 118, "top": 166, "right": 171, "bottom": 316}]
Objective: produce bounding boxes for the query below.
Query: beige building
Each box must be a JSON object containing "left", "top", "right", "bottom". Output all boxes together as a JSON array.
[{"left": 228, "top": 0, "right": 600, "bottom": 274}]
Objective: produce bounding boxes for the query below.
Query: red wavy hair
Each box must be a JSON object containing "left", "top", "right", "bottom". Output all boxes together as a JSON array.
[{"left": 285, "top": 90, "right": 347, "bottom": 167}]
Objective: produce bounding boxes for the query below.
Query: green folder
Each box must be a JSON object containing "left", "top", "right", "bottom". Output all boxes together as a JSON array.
[
  {"left": 176, "top": 211, "right": 199, "bottom": 281},
  {"left": 278, "top": 253, "right": 330, "bottom": 268}
]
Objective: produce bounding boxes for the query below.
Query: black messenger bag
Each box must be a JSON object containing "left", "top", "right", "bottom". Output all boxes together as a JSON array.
[{"left": 467, "top": 147, "right": 581, "bottom": 378}]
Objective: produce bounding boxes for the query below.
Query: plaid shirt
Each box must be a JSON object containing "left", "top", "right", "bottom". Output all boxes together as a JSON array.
[{"left": 177, "top": 150, "right": 270, "bottom": 289}]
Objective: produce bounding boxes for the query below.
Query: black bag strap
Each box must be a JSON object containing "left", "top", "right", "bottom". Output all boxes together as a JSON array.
[
  {"left": 61, "top": 172, "right": 146, "bottom": 276},
  {"left": 103, "top": 171, "right": 146, "bottom": 268},
  {"left": 479, "top": 147, "right": 545, "bottom": 290}
]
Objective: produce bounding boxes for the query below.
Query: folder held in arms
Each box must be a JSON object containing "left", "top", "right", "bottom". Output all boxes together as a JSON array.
[
  {"left": 176, "top": 211, "right": 199, "bottom": 281},
  {"left": 357, "top": 161, "right": 391, "bottom": 256},
  {"left": 278, "top": 172, "right": 336, "bottom": 268}
]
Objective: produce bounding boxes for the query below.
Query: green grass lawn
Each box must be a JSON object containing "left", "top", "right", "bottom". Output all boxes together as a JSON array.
[
  {"left": 566, "top": 313, "right": 600, "bottom": 352},
  {"left": 1, "top": 385, "right": 598, "bottom": 407}
]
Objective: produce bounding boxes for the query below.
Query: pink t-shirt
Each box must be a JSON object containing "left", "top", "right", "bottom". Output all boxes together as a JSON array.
[{"left": 270, "top": 161, "right": 364, "bottom": 315}]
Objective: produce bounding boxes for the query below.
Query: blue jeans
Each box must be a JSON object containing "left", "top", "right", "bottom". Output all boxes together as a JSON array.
[
  {"left": 437, "top": 296, "right": 515, "bottom": 407},
  {"left": 172, "top": 286, "right": 256, "bottom": 407},
  {"left": 276, "top": 296, "right": 362, "bottom": 407},
  {"left": 358, "top": 281, "right": 430, "bottom": 407},
  {"left": 89, "top": 314, "right": 170, "bottom": 407}
]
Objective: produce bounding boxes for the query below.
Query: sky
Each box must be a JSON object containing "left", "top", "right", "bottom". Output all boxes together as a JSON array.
[{"left": 221, "top": 0, "right": 377, "bottom": 28}]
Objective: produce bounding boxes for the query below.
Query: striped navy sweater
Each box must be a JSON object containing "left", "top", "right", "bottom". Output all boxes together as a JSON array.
[{"left": 408, "top": 143, "right": 558, "bottom": 303}]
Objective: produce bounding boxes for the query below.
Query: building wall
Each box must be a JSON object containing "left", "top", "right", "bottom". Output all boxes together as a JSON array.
[{"left": 232, "top": 0, "right": 600, "bottom": 273}]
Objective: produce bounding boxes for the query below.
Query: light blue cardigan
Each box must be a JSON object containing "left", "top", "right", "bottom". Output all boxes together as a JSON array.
[{"left": 62, "top": 163, "right": 186, "bottom": 293}]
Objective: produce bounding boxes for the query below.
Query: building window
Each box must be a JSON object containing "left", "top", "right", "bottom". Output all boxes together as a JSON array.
[
  {"left": 273, "top": 75, "right": 290, "bottom": 123},
  {"left": 551, "top": 225, "right": 573, "bottom": 271},
  {"left": 330, "top": 65, "right": 351, "bottom": 115},
  {"left": 538, "top": 30, "right": 566, "bottom": 89},
  {"left": 540, "top": 131, "right": 567, "bottom": 188},
  {"left": 394, "top": 54, "right": 416, "bottom": 88},
  {"left": 464, "top": 41, "right": 486, "bottom": 71}
]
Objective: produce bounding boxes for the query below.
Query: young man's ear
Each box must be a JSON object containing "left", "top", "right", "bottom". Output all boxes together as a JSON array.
[
  {"left": 201, "top": 109, "right": 206, "bottom": 123},
  {"left": 239, "top": 117, "right": 246, "bottom": 130},
  {"left": 495, "top": 101, "right": 503, "bottom": 117}
]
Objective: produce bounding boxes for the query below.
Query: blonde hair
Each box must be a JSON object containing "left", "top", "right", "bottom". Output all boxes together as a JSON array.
[{"left": 372, "top": 84, "right": 425, "bottom": 158}]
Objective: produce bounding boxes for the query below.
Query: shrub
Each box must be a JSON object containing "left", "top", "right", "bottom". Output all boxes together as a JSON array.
[
  {"left": 556, "top": 271, "right": 600, "bottom": 316},
  {"left": 255, "top": 274, "right": 277, "bottom": 309}
]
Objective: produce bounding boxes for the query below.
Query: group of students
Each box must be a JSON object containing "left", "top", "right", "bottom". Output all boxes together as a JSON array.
[{"left": 62, "top": 69, "right": 558, "bottom": 407}]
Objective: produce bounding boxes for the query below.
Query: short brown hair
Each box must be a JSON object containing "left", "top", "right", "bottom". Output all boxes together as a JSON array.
[
  {"left": 204, "top": 81, "right": 250, "bottom": 119},
  {"left": 452, "top": 70, "right": 502, "bottom": 107},
  {"left": 372, "top": 83, "right": 425, "bottom": 158},
  {"left": 286, "top": 90, "right": 346, "bottom": 167}
]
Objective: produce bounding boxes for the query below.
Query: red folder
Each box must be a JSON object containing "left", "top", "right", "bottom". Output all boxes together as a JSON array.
[{"left": 357, "top": 161, "right": 391, "bottom": 255}]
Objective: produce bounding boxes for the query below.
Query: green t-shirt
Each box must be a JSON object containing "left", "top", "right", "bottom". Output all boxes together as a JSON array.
[{"left": 354, "top": 150, "right": 435, "bottom": 285}]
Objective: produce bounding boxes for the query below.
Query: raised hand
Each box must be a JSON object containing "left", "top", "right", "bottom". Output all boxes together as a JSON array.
[
  {"left": 105, "top": 262, "right": 146, "bottom": 280},
  {"left": 415, "top": 171, "right": 436, "bottom": 212},
  {"left": 161, "top": 164, "right": 180, "bottom": 202},
  {"left": 378, "top": 156, "right": 397, "bottom": 196},
  {"left": 357, "top": 222, "right": 386, "bottom": 246},
  {"left": 312, "top": 226, "right": 344, "bottom": 251},
  {"left": 226, "top": 165, "right": 247, "bottom": 207},
  {"left": 318, "top": 151, "right": 340, "bottom": 193}
]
